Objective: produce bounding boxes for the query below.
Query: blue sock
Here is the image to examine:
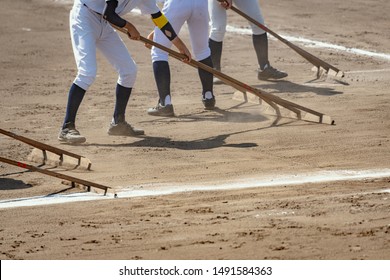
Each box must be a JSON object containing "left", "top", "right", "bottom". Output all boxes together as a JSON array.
[
  {"left": 153, "top": 61, "right": 171, "bottom": 106},
  {"left": 63, "top": 83, "right": 86, "bottom": 128},
  {"left": 114, "top": 84, "right": 132, "bottom": 123},
  {"left": 198, "top": 56, "right": 214, "bottom": 96}
]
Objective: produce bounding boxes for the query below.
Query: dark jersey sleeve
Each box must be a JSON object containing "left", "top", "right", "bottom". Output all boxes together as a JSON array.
[
  {"left": 103, "top": 0, "right": 126, "bottom": 28},
  {"left": 151, "top": 11, "right": 177, "bottom": 41}
]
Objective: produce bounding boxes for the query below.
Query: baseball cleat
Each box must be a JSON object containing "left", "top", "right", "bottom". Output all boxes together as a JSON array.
[
  {"left": 202, "top": 97, "right": 216, "bottom": 110},
  {"left": 257, "top": 65, "right": 288, "bottom": 80},
  {"left": 108, "top": 121, "right": 144, "bottom": 136},
  {"left": 58, "top": 122, "right": 86, "bottom": 144},
  {"left": 147, "top": 104, "right": 175, "bottom": 117}
]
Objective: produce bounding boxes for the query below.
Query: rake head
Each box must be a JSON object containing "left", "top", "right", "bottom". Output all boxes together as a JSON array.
[
  {"left": 28, "top": 148, "right": 92, "bottom": 170},
  {"left": 311, "top": 66, "right": 349, "bottom": 85}
]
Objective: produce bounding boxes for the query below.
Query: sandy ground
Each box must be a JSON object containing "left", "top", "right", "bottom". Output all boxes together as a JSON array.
[{"left": 0, "top": 0, "right": 389, "bottom": 260}]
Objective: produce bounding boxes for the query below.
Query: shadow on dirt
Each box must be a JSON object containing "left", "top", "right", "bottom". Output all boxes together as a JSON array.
[
  {"left": 0, "top": 178, "right": 33, "bottom": 191},
  {"left": 140, "top": 105, "right": 270, "bottom": 125},
  {"left": 128, "top": 134, "right": 258, "bottom": 150},
  {"left": 85, "top": 126, "right": 280, "bottom": 150},
  {"left": 255, "top": 80, "right": 344, "bottom": 96}
]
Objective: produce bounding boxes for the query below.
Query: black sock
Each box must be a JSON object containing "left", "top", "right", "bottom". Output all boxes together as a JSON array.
[
  {"left": 198, "top": 56, "right": 214, "bottom": 96},
  {"left": 63, "top": 83, "right": 86, "bottom": 128},
  {"left": 114, "top": 84, "right": 132, "bottom": 123},
  {"left": 252, "top": 33, "right": 270, "bottom": 70},
  {"left": 153, "top": 61, "right": 171, "bottom": 106},
  {"left": 209, "top": 38, "right": 223, "bottom": 71}
]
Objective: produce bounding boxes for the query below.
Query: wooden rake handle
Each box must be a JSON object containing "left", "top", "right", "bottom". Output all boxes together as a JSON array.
[
  {"left": 138, "top": 35, "right": 284, "bottom": 113},
  {"left": 114, "top": 27, "right": 285, "bottom": 114},
  {"left": 219, "top": 0, "right": 342, "bottom": 75},
  {"left": 114, "top": 26, "right": 333, "bottom": 124}
]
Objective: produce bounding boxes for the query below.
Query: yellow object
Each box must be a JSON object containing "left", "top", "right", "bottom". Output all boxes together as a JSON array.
[{"left": 152, "top": 14, "right": 169, "bottom": 29}]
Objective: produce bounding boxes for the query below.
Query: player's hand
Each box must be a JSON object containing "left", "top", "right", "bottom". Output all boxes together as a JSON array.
[
  {"left": 219, "top": 0, "right": 232, "bottom": 9},
  {"left": 124, "top": 21, "right": 140, "bottom": 40},
  {"left": 172, "top": 37, "right": 191, "bottom": 62},
  {"left": 144, "top": 30, "right": 154, "bottom": 49}
]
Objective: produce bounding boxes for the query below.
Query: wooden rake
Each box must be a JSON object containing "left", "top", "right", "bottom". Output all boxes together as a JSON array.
[
  {"left": 0, "top": 156, "right": 110, "bottom": 195},
  {"left": 219, "top": 0, "right": 345, "bottom": 79},
  {"left": 115, "top": 26, "right": 334, "bottom": 125},
  {"left": 0, "top": 128, "right": 91, "bottom": 170},
  {"left": 0, "top": 128, "right": 109, "bottom": 195}
]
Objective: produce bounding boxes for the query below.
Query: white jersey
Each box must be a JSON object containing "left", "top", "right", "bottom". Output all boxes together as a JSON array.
[{"left": 77, "top": 0, "right": 159, "bottom": 16}]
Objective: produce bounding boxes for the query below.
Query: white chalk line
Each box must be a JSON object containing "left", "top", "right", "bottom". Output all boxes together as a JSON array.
[
  {"left": 225, "top": 25, "right": 390, "bottom": 61},
  {"left": 345, "top": 68, "right": 390, "bottom": 74},
  {"left": 0, "top": 169, "right": 389, "bottom": 209}
]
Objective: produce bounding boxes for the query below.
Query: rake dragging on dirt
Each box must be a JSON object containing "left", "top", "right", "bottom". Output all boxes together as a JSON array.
[
  {"left": 218, "top": 0, "right": 345, "bottom": 80},
  {"left": 0, "top": 156, "right": 110, "bottom": 195},
  {"left": 0, "top": 128, "right": 110, "bottom": 195},
  {"left": 114, "top": 26, "right": 335, "bottom": 125},
  {"left": 0, "top": 128, "right": 91, "bottom": 170}
]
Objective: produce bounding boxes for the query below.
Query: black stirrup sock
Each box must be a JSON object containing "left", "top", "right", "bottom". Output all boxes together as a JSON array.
[
  {"left": 209, "top": 38, "right": 223, "bottom": 71},
  {"left": 63, "top": 83, "right": 86, "bottom": 128},
  {"left": 153, "top": 61, "right": 171, "bottom": 106},
  {"left": 198, "top": 56, "right": 214, "bottom": 95},
  {"left": 113, "top": 83, "right": 132, "bottom": 123},
  {"left": 252, "top": 33, "right": 270, "bottom": 70}
]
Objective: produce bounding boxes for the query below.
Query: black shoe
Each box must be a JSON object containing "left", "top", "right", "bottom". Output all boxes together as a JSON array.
[
  {"left": 147, "top": 104, "right": 175, "bottom": 117},
  {"left": 202, "top": 96, "right": 216, "bottom": 110},
  {"left": 257, "top": 65, "right": 288, "bottom": 80},
  {"left": 58, "top": 122, "right": 86, "bottom": 144},
  {"left": 107, "top": 121, "right": 144, "bottom": 136}
]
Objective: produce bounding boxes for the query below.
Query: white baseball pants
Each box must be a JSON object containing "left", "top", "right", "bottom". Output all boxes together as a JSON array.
[
  {"left": 209, "top": 0, "right": 266, "bottom": 42},
  {"left": 151, "top": 0, "right": 210, "bottom": 62},
  {"left": 70, "top": 2, "right": 137, "bottom": 90}
]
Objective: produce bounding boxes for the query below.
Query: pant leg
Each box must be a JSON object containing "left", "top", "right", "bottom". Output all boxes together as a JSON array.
[
  {"left": 234, "top": 0, "right": 266, "bottom": 35},
  {"left": 70, "top": 3, "right": 100, "bottom": 90},
  {"left": 187, "top": 0, "right": 210, "bottom": 61},
  {"left": 208, "top": 0, "right": 227, "bottom": 42},
  {"left": 97, "top": 24, "right": 138, "bottom": 88}
]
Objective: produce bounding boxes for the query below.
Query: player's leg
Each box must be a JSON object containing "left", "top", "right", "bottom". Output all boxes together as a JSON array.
[
  {"left": 208, "top": 0, "right": 228, "bottom": 85},
  {"left": 148, "top": 0, "right": 187, "bottom": 117},
  {"left": 235, "top": 0, "right": 287, "bottom": 80},
  {"left": 59, "top": 4, "right": 99, "bottom": 144},
  {"left": 208, "top": 0, "right": 227, "bottom": 75},
  {"left": 98, "top": 26, "right": 144, "bottom": 136},
  {"left": 188, "top": 0, "right": 215, "bottom": 109},
  {"left": 149, "top": 26, "right": 174, "bottom": 116}
]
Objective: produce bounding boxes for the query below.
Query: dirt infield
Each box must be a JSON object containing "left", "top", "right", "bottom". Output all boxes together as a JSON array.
[{"left": 0, "top": 0, "right": 389, "bottom": 259}]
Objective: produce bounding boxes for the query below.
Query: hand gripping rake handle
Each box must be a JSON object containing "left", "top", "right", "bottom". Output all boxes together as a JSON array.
[{"left": 218, "top": 0, "right": 343, "bottom": 76}]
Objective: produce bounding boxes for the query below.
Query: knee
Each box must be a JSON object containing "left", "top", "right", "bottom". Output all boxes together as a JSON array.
[
  {"left": 74, "top": 73, "right": 96, "bottom": 90},
  {"left": 209, "top": 28, "right": 226, "bottom": 42},
  {"left": 118, "top": 65, "right": 138, "bottom": 88},
  {"left": 151, "top": 48, "right": 169, "bottom": 63},
  {"left": 251, "top": 25, "right": 266, "bottom": 36},
  {"left": 194, "top": 48, "right": 211, "bottom": 62}
]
